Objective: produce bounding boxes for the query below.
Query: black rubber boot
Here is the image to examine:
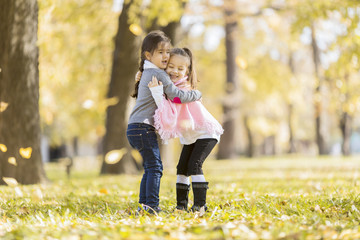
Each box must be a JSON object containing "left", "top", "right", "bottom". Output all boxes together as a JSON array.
[
  {"left": 175, "top": 183, "right": 190, "bottom": 211},
  {"left": 190, "top": 182, "right": 209, "bottom": 212}
]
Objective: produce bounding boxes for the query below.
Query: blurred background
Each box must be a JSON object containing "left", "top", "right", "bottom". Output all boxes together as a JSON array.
[{"left": 1, "top": 0, "right": 360, "bottom": 183}]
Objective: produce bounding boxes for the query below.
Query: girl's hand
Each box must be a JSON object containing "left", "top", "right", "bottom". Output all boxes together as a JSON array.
[
  {"left": 148, "top": 76, "right": 162, "bottom": 88},
  {"left": 135, "top": 71, "right": 142, "bottom": 82}
]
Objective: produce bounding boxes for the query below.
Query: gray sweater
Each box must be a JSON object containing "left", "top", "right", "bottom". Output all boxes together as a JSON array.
[{"left": 128, "top": 68, "right": 202, "bottom": 126}]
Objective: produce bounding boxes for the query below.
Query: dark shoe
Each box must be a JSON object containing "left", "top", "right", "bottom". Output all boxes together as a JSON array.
[
  {"left": 175, "top": 183, "right": 190, "bottom": 211},
  {"left": 190, "top": 182, "right": 209, "bottom": 212},
  {"left": 146, "top": 206, "right": 162, "bottom": 215},
  {"left": 137, "top": 204, "right": 162, "bottom": 215},
  {"left": 190, "top": 204, "right": 208, "bottom": 212}
]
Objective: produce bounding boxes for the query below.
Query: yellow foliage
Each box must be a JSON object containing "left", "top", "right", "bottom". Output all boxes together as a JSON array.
[{"left": 38, "top": 0, "right": 118, "bottom": 145}]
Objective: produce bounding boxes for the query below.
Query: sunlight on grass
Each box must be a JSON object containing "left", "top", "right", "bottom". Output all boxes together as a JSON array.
[{"left": 1, "top": 156, "right": 360, "bottom": 239}]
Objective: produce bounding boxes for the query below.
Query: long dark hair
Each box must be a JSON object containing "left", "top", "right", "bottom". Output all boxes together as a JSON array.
[
  {"left": 170, "top": 47, "right": 199, "bottom": 90},
  {"left": 131, "top": 30, "right": 171, "bottom": 98}
]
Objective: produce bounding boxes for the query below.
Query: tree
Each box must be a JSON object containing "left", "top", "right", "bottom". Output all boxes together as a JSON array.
[
  {"left": 325, "top": 6, "right": 360, "bottom": 155},
  {"left": 310, "top": 22, "right": 327, "bottom": 155},
  {"left": 0, "top": 0, "right": 47, "bottom": 184},
  {"left": 101, "top": 0, "right": 140, "bottom": 174},
  {"left": 291, "top": 0, "right": 360, "bottom": 155},
  {"left": 217, "top": 0, "right": 239, "bottom": 159}
]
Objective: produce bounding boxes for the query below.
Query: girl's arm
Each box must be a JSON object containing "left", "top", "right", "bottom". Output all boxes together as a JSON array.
[
  {"left": 148, "top": 76, "right": 164, "bottom": 107},
  {"left": 156, "top": 71, "right": 201, "bottom": 103}
]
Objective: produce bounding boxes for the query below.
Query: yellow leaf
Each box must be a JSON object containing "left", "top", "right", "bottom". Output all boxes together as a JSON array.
[
  {"left": 129, "top": 24, "right": 143, "bottom": 36},
  {"left": 105, "top": 97, "right": 119, "bottom": 107},
  {"left": 99, "top": 188, "right": 108, "bottom": 194},
  {"left": 0, "top": 102, "right": 9, "bottom": 112},
  {"left": 3, "top": 177, "right": 18, "bottom": 187},
  {"left": 105, "top": 148, "right": 127, "bottom": 164},
  {"left": 131, "top": 149, "right": 142, "bottom": 165},
  {"left": 32, "top": 188, "right": 44, "bottom": 200},
  {"left": 0, "top": 144, "right": 7, "bottom": 152},
  {"left": 8, "top": 157, "right": 17, "bottom": 166},
  {"left": 236, "top": 56, "right": 247, "bottom": 70},
  {"left": 19, "top": 147, "right": 32, "bottom": 159},
  {"left": 15, "top": 187, "right": 23, "bottom": 197}
]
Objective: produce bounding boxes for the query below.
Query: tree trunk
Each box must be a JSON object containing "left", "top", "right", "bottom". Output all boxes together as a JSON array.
[
  {"left": 340, "top": 75, "right": 352, "bottom": 156},
  {"left": 0, "top": 0, "right": 47, "bottom": 184},
  {"left": 310, "top": 23, "right": 327, "bottom": 155},
  {"left": 340, "top": 112, "right": 352, "bottom": 156},
  {"left": 288, "top": 53, "right": 296, "bottom": 153},
  {"left": 217, "top": 0, "right": 238, "bottom": 159},
  {"left": 262, "top": 135, "right": 276, "bottom": 156},
  {"left": 101, "top": 0, "right": 140, "bottom": 174},
  {"left": 244, "top": 116, "right": 254, "bottom": 157},
  {"left": 288, "top": 104, "right": 296, "bottom": 153}
]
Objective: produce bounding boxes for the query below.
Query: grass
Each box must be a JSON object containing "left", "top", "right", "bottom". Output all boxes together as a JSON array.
[{"left": 1, "top": 156, "right": 360, "bottom": 239}]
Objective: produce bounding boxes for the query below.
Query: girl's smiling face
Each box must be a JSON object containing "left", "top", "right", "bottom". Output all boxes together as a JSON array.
[{"left": 165, "top": 55, "right": 189, "bottom": 82}]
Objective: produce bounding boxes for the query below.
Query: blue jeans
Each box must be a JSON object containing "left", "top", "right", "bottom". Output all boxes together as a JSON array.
[{"left": 126, "top": 123, "right": 163, "bottom": 208}]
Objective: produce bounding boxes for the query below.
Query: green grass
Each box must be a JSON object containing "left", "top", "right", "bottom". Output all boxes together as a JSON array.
[{"left": 1, "top": 156, "right": 360, "bottom": 239}]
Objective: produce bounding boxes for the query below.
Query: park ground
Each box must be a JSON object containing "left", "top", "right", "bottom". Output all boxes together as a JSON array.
[{"left": 1, "top": 156, "right": 360, "bottom": 239}]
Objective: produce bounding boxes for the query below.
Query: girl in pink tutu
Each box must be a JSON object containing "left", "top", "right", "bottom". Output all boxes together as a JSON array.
[{"left": 148, "top": 48, "right": 223, "bottom": 212}]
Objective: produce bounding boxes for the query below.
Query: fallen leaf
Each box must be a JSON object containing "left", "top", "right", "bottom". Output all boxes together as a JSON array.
[
  {"left": 3, "top": 177, "right": 18, "bottom": 187},
  {"left": 105, "top": 148, "right": 127, "bottom": 164},
  {"left": 32, "top": 188, "right": 43, "bottom": 200},
  {"left": 129, "top": 24, "right": 142, "bottom": 36},
  {"left": 19, "top": 147, "right": 32, "bottom": 159},
  {"left": 105, "top": 97, "right": 119, "bottom": 107},
  {"left": 99, "top": 188, "right": 108, "bottom": 194},
  {"left": 15, "top": 187, "right": 23, "bottom": 197},
  {"left": 315, "top": 205, "right": 322, "bottom": 213},
  {"left": 0, "top": 102, "right": 8, "bottom": 112},
  {"left": 0, "top": 144, "right": 7, "bottom": 152},
  {"left": 8, "top": 157, "right": 17, "bottom": 166}
]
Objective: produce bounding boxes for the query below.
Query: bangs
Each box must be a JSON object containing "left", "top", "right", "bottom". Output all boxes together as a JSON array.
[{"left": 157, "top": 41, "right": 171, "bottom": 51}]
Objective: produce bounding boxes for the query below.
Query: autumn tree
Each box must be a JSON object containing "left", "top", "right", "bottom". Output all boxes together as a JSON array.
[
  {"left": 0, "top": 0, "right": 47, "bottom": 184},
  {"left": 101, "top": 0, "right": 140, "bottom": 174},
  {"left": 325, "top": 4, "right": 360, "bottom": 155},
  {"left": 217, "top": 0, "right": 239, "bottom": 159},
  {"left": 291, "top": 0, "right": 360, "bottom": 155}
]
